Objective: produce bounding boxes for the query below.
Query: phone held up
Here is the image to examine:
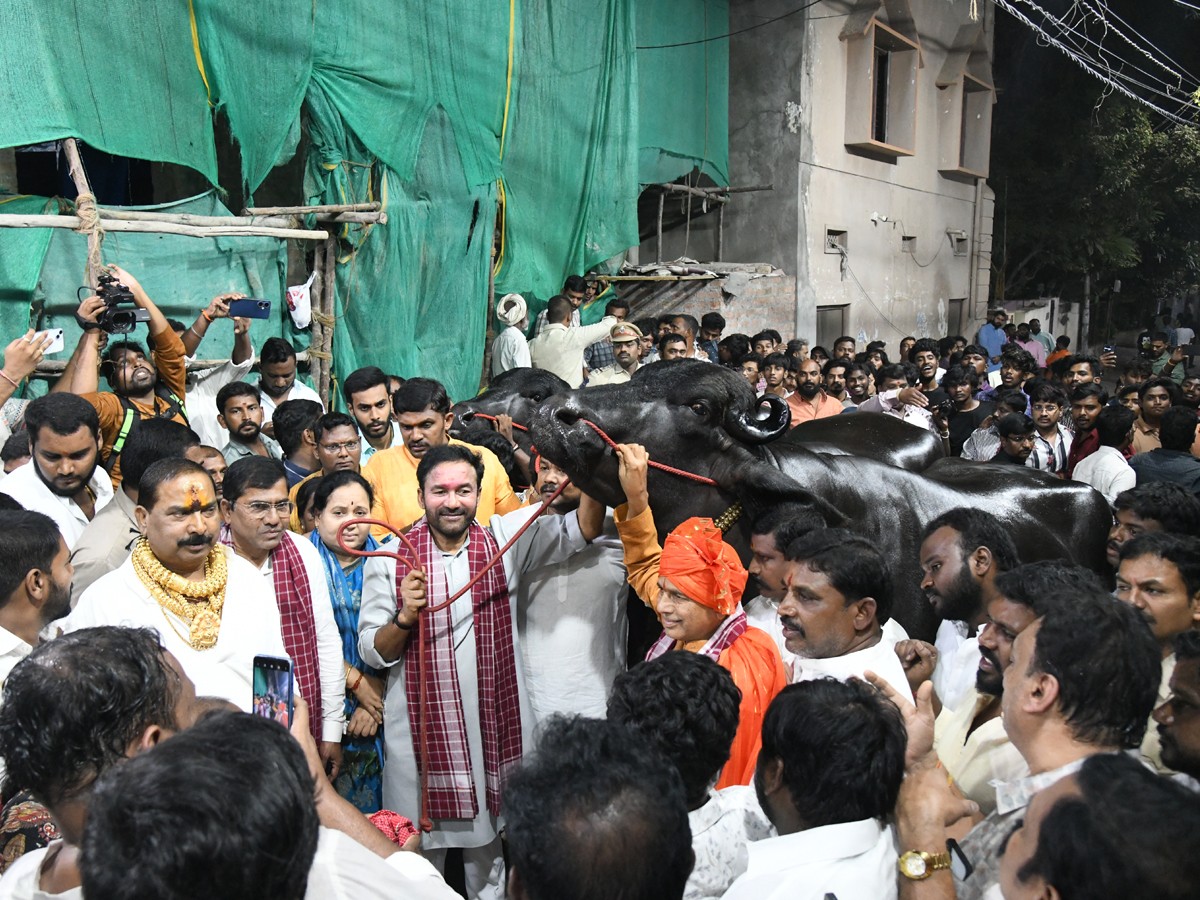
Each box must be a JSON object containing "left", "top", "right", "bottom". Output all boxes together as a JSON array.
[
  {"left": 252, "top": 655, "right": 294, "bottom": 728},
  {"left": 229, "top": 298, "right": 272, "bottom": 319}
]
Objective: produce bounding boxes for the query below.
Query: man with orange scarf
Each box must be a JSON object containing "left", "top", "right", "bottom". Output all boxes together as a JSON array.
[{"left": 609, "top": 443, "right": 787, "bottom": 788}]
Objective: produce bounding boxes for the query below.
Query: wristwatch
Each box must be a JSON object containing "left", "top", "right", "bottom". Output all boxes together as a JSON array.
[
  {"left": 898, "top": 849, "right": 952, "bottom": 880},
  {"left": 392, "top": 609, "right": 415, "bottom": 631}
]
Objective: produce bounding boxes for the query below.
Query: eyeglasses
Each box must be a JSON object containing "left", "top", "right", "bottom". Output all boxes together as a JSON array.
[
  {"left": 319, "top": 439, "right": 361, "bottom": 455},
  {"left": 237, "top": 500, "right": 293, "bottom": 519}
]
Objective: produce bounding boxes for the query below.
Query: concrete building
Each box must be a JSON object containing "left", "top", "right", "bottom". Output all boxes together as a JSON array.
[{"left": 634, "top": 0, "right": 996, "bottom": 354}]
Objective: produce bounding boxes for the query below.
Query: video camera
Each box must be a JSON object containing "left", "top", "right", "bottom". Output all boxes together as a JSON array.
[{"left": 77, "top": 273, "right": 151, "bottom": 335}]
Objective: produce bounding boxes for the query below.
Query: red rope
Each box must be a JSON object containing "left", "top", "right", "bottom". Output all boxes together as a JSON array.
[
  {"left": 336, "top": 480, "right": 569, "bottom": 832},
  {"left": 467, "top": 412, "right": 529, "bottom": 432},
  {"left": 579, "top": 418, "right": 719, "bottom": 486}
]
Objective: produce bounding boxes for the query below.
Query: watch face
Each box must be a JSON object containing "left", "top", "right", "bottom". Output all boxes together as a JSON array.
[{"left": 901, "top": 853, "right": 929, "bottom": 879}]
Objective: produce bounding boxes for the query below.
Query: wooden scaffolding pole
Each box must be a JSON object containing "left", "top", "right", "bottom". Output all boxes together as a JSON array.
[{"left": 61, "top": 138, "right": 102, "bottom": 287}]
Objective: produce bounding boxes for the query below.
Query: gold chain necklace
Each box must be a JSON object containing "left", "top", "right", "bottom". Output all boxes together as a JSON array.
[{"left": 130, "top": 538, "right": 229, "bottom": 650}]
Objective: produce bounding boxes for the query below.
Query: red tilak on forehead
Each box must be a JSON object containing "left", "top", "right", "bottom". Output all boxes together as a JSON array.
[{"left": 185, "top": 481, "right": 212, "bottom": 512}]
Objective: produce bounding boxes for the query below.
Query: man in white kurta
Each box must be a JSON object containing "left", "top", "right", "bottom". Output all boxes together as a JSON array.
[
  {"left": 358, "top": 448, "right": 594, "bottom": 898},
  {"left": 1, "top": 446, "right": 113, "bottom": 550}
]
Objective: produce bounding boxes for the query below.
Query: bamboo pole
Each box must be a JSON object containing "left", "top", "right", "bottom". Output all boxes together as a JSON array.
[
  {"left": 97, "top": 208, "right": 386, "bottom": 227},
  {"left": 242, "top": 202, "right": 381, "bottom": 216},
  {"left": 0, "top": 214, "right": 329, "bottom": 241},
  {"left": 61, "top": 138, "right": 102, "bottom": 287},
  {"left": 310, "top": 241, "right": 328, "bottom": 401},
  {"left": 318, "top": 237, "right": 337, "bottom": 403}
]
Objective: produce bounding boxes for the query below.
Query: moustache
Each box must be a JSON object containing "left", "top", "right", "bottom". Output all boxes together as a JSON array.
[
  {"left": 979, "top": 646, "right": 1001, "bottom": 671},
  {"left": 780, "top": 616, "right": 803, "bottom": 636},
  {"left": 177, "top": 534, "right": 213, "bottom": 548}
]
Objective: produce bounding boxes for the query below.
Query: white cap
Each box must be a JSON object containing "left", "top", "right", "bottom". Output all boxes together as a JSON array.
[{"left": 497, "top": 293, "right": 527, "bottom": 327}]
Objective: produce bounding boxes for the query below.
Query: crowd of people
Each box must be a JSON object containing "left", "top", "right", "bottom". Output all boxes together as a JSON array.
[{"left": 0, "top": 266, "right": 1194, "bottom": 898}]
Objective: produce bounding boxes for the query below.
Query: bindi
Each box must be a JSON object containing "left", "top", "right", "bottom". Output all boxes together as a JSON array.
[{"left": 185, "top": 481, "right": 213, "bottom": 512}]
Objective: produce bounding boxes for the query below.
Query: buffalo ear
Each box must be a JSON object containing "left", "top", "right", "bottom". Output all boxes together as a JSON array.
[{"left": 722, "top": 458, "right": 848, "bottom": 527}]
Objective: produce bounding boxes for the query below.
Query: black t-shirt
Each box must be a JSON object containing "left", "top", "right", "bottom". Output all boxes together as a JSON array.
[{"left": 948, "top": 401, "right": 995, "bottom": 457}]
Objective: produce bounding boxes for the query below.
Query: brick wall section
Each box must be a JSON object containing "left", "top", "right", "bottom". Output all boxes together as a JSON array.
[{"left": 614, "top": 274, "right": 799, "bottom": 339}]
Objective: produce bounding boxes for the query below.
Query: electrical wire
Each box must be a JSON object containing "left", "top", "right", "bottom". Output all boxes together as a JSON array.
[{"left": 636, "top": 0, "right": 824, "bottom": 49}]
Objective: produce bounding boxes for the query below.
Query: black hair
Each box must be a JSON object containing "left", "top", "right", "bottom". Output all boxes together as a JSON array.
[
  {"left": 762, "top": 351, "right": 796, "bottom": 372},
  {"left": 309, "top": 470, "right": 374, "bottom": 514},
  {"left": 750, "top": 504, "right": 828, "bottom": 544},
  {"left": 23, "top": 393, "right": 101, "bottom": 443},
  {"left": 718, "top": 334, "right": 751, "bottom": 364},
  {"left": 1152, "top": 330, "right": 1170, "bottom": 342},
  {"left": 740, "top": 352, "right": 763, "bottom": 370},
  {"left": 996, "top": 412, "right": 1034, "bottom": 438},
  {"left": 294, "top": 476, "right": 322, "bottom": 523},
  {"left": 1069, "top": 383, "right": 1108, "bottom": 405},
  {"left": 607, "top": 653, "right": 741, "bottom": 807},
  {"left": 503, "top": 716, "right": 693, "bottom": 900},
  {"left": 834, "top": 335, "right": 856, "bottom": 350},
  {"left": 994, "top": 387, "right": 1029, "bottom": 413},
  {"left": 392, "top": 377, "right": 451, "bottom": 415},
  {"left": 751, "top": 330, "right": 780, "bottom": 346},
  {"left": 259, "top": 337, "right": 296, "bottom": 366},
  {"left": 632, "top": 318, "right": 658, "bottom": 340},
  {"left": 312, "top": 411, "right": 358, "bottom": 443},
  {"left": 671, "top": 314, "right": 699, "bottom": 339},
  {"left": 657, "top": 333, "right": 686, "bottom": 353},
  {"left": 1122, "top": 359, "right": 1153, "bottom": 379},
  {"left": 415, "top": 443, "right": 484, "bottom": 492},
  {"left": 222, "top": 457, "right": 287, "bottom": 504},
  {"left": 940, "top": 364, "right": 979, "bottom": 389},
  {"left": 700, "top": 312, "right": 725, "bottom": 331},
  {"left": 1015, "top": 753, "right": 1200, "bottom": 899},
  {"left": 1030, "top": 591, "right": 1161, "bottom": 749},
  {"left": 921, "top": 508, "right": 1020, "bottom": 572},
  {"left": 341, "top": 366, "right": 389, "bottom": 403},
  {"left": 961, "top": 343, "right": 988, "bottom": 359},
  {"left": 1177, "top": 629, "right": 1200, "bottom": 663},
  {"left": 842, "top": 360, "right": 872, "bottom": 380},
  {"left": 120, "top": 419, "right": 201, "bottom": 491},
  {"left": 759, "top": 680, "right": 906, "bottom": 828},
  {"left": 784, "top": 528, "right": 893, "bottom": 624},
  {"left": 215, "top": 381, "right": 261, "bottom": 418},
  {"left": 1117, "top": 382, "right": 1141, "bottom": 400},
  {"left": 1094, "top": 405, "right": 1137, "bottom": 447},
  {"left": 907, "top": 337, "right": 939, "bottom": 363},
  {"left": 562, "top": 275, "right": 588, "bottom": 294},
  {"left": 0, "top": 431, "right": 29, "bottom": 463},
  {"left": 1138, "top": 376, "right": 1183, "bottom": 406},
  {"left": 1054, "top": 335, "right": 1070, "bottom": 348},
  {"left": 0, "top": 511, "right": 62, "bottom": 605},
  {"left": 546, "top": 295, "right": 573, "bottom": 324},
  {"left": 1159, "top": 407, "right": 1198, "bottom": 452},
  {"left": 877, "top": 362, "right": 915, "bottom": 386},
  {"left": 138, "top": 458, "right": 212, "bottom": 512},
  {"left": 809, "top": 345, "right": 829, "bottom": 360},
  {"left": 604, "top": 297, "right": 631, "bottom": 317},
  {"left": 1067, "top": 354, "right": 1102, "bottom": 378},
  {"left": 270, "top": 399, "right": 323, "bottom": 458},
  {"left": 0, "top": 626, "right": 180, "bottom": 805},
  {"left": 820, "top": 358, "right": 848, "bottom": 377},
  {"left": 1112, "top": 483, "right": 1200, "bottom": 537},
  {"left": 1000, "top": 345, "right": 1037, "bottom": 374},
  {"left": 80, "top": 711, "right": 319, "bottom": 900},
  {"left": 101, "top": 340, "right": 149, "bottom": 390},
  {"left": 1025, "top": 378, "right": 1068, "bottom": 407},
  {"left": 993, "top": 561, "right": 1104, "bottom": 616},
  {"left": 1119, "top": 532, "right": 1200, "bottom": 600},
  {"left": 460, "top": 426, "right": 522, "bottom": 490}
]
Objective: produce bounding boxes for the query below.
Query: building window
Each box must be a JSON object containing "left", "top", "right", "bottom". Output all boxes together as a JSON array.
[
  {"left": 826, "top": 227, "right": 848, "bottom": 254},
  {"left": 817, "top": 305, "right": 849, "bottom": 350},
  {"left": 844, "top": 19, "right": 920, "bottom": 157},
  {"left": 901, "top": 235, "right": 916, "bottom": 255}
]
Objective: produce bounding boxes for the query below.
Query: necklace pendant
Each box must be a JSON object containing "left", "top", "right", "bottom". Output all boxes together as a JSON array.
[{"left": 189, "top": 606, "right": 222, "bottom": 650}]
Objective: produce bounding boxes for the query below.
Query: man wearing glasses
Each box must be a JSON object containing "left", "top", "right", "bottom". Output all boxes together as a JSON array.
[
  {"left": 220, "top": 456, "right": 346, "bottom": 778},
  {"left": 286, "top": 412, "right": 363, "bottom": 531}
]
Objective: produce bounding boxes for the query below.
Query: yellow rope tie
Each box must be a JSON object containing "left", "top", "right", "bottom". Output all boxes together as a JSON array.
[{"left": 73, "top": 191, "right": 105, "bottom": 279}]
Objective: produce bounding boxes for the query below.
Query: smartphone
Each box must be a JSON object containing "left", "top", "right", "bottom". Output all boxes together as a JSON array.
[
  {"left": 252, "top": 655, "right": 294, "bottom": 727},
  {"left": 1102, "top": 345, "right": 1115, "bottom": 354},
  {"left": 229, "top": 298, "right": 272, "bottom": 319},
  {"left": 41, "top": 329, "right": 64, "bottom": 354}
]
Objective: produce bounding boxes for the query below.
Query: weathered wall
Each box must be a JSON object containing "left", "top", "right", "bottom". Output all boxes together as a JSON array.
[{"left": 615, "top": 273, "right": 798, "bottom": 337}]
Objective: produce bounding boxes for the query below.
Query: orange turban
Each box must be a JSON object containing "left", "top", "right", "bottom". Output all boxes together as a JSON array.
[{"left": 658, "top": 517, "right": 748, "bottom": 617}]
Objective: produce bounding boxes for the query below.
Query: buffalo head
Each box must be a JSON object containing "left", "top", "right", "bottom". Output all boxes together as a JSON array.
[
  {"left": 530, "top": 360, "right": 839, "bottom": 532},
  {"left": 451, "top": 367, "right": 570, "bottom": 445}
]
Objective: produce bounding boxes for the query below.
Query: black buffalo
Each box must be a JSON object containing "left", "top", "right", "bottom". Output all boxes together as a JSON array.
[
  {"left": 530, "top": 360, "right": 1111, "bottom": 641},
  {"left": 455, "top": 366, "right": 943, "bottom": 472}
]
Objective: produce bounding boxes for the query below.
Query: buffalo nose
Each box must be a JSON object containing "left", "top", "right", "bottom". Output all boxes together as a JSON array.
[{"left": 555, "top": 406, "right": 581, "bottom": 426}]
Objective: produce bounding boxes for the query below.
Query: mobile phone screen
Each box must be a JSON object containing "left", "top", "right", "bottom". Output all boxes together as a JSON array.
[{"left": 252, "top": 655, "right": 294, "bottom": 727}]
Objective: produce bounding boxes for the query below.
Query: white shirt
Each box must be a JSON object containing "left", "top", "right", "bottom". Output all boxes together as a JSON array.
[
  {"left": 1176, "top": 325, "right": 1195, "bottom": 345},
  {"left": 63, "top": 546, "right": 286, "bottom": 710},
  {"left": 791, "top": 635, "right": 913, "bottom": 701},
  {"left": 742, "top": 595, "right": 787, "bottom": 661},
  {"left": 933, "top": 620, "right": 981, "bottom": 713},
  {"left": 0, "top": 625, "right": 33, "bottom": 787},
  {"left": 260, "top": 379, "right": 324, "bottom": 425},
  {"left": 358, "top": 511, "right": 587, "bottom": 850},
  {"left": 186, "top": 354, "right": 256, "bottom": 449},
  {"left": 1071, "top": 445, "right": 1136, "bottom": 504},
  {"left": 856, "top": 389, "right": 937, "bottom": 433},
  {"left": 0, "top": 463, "right": 114, "bottom": 550},
  {"left": 244, "top": 532, "right": 346, "bottom": 741},
  {"left": 493, "top": 506, "right": 627, "bottom": 722},
  {"left": 490, "top": 326, "right": 531, "bottom": 379},
  {"left": 528, "top": 318, "right": 617, "bottom": 388},
  {"left": 686, "top": 786, "right": 774, "bottom": 900},
  {"left": 0, "top": 830, "right": 460, "bottom": 900},
  {"left": 720, "top": 818, "right": 898, "bottom": 900}
]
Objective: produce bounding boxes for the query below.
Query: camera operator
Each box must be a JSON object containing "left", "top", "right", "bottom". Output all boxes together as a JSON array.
[{"left": 66, "top": 265, "right": 188, "bottom": 488}]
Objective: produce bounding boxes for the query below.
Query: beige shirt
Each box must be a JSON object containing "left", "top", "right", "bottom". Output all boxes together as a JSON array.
[
  {"left": 933, "top": 685, "right": 1028, "bottom": 816},
  {"left": 585, "top": 364, "right": 634, "bottom": 386},
  {"left": 1131, "top": 416, "right": 1161, "bottom": 455},
  {"left": 528, "top": 318, "right": 616, "bottom": 388},
  {"left": 1141, "top": 654, "right": 1175, "bottom": 774}
]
